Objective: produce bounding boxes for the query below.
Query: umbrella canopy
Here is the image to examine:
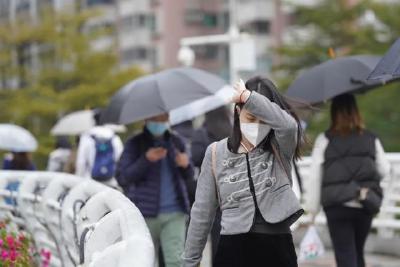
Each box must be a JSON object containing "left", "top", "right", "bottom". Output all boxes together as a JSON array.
[
  {"left": 100, "top": 67, "right": 233, "bottom": 125},
  {"left": 286, "top": 55, "right": 383, "bottom": 104},
  {"left": 169, "top": 85, "right": 234, "bottom": 125},
  {"left": 51, "top": 110, "right": 94, "bottom": 136},
  {"left": 51, "top": 110, "right": 126, "bottom": 136},
  {"left": 0, "top": 124, "right": 38, "bottom": 152},
  {"left": 367, "top": 38, "right": 400, "bottom": 84}
]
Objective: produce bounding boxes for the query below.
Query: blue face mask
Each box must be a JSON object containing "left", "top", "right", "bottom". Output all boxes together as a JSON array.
[{"left": 146, "top": 121, "right": 169, "bottom": 136}]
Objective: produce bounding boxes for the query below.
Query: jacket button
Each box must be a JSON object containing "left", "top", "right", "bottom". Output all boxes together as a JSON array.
[
  {"left": 261, "top": 162, "right": 269, "bottom": 169},
  {"left": 230, "top": 177, "right": 236, "bottom": 182},
  {"left": 228, "top": 161, "right": 234, "bottom": 168},
  {"left": 265, "top": 180, "right": 272, "bottom": 187}
]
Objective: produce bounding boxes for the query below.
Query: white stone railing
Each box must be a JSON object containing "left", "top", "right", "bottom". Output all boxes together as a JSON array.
[
  {"left": 0, "top": 171, "right": 155, "bottom": 267},
  {"left": 297, "top": 153, "right": 400, "bottom": 238}
]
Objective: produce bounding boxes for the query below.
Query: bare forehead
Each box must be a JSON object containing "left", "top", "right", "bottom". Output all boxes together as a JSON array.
[{"left": 148, "top": 113, "right": 169, "bottom": 122}]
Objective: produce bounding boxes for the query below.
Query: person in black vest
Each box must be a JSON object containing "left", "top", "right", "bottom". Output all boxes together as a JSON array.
[{"left": 304, "top": 94, "right": 390, "bottom": 267}]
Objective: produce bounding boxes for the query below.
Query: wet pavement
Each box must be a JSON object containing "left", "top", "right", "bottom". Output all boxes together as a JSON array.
[{"left": 299, "top": 251, "right": 400, "bottom": 267}]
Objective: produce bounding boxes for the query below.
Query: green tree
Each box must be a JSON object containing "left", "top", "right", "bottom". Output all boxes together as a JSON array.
[
  {"left": 277, "top": 0, "right": 400, "bottom": 152},
  {"left": 0, "top": 10, "right": 145, "bottom": 167}
]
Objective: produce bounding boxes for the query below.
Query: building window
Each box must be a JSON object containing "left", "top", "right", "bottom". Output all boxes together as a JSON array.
[
  {"left": 185, "top": 9, "right": 218, "bottom": 28},
  {"left": 148, "top": 14, "right": 156, "bottom": 32},
  {"left": 121, "top": 47, "right": 149, "bottom": 62},
  {"left": 120, "top": 14, "right": 155, "bottom": 32},
  {"left": 87, "top": 0, "right": 114, "bottom": 6},
  {"left": 242, "top": 20, "right": 271, "bottom": 34},
  {"left": 193, "top": 45, "right": 219, "bottom": 60},
  {"left": 0, "top": 0, "right": 10, "bottom": 20},
  {"left": 253, "top": 20, "right": 270, "bottom": 34},
  {"left": 203, "top": 13, "right": 217, "bottom": 27}
]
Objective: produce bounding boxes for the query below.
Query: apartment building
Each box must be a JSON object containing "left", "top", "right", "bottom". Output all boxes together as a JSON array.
[{"left": 0, "top": 0, "right": 295, "bottom": 86}]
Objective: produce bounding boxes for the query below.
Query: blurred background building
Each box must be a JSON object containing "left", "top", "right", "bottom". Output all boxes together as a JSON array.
[{"left": 0, "top": 0, "right": 295, "bottom": 87}]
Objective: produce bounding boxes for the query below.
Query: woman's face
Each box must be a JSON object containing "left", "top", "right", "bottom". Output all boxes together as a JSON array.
[{"left": 239, "top": 108, "right": 259, "bottom": 123}]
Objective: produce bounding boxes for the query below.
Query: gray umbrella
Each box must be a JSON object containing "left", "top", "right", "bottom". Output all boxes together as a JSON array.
[
  {"left": 367, "top": 38, "right": 400, "bottom": 83},
  {"left": 286, "top": 55, "right": 383, "bottom": 104},
  {"left": 101, "top": 67, "right": 229, "bottom": 125}
]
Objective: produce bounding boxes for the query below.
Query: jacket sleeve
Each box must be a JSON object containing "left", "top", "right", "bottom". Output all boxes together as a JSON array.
[
  {"left": 173, "top": 135, "right": 195, "bottom": 181},
  {"left": 116, "top": 138, "right": 153, "bottom": 187},
  {"left": 112, "top": 135, "right": 124, "bottom": 161},
  {"left": 243, "top": 91, "right": 298, "bottom": 159},
  {"left": 183, "top": 145, "right": 218, "bottom": 267},
  {"left": 375, "top": 139, "right": 390, "bottom": 179},
  {"left": 304, "top": 133, "right": 328, "bottom": 215},
  {"left": 75, "top": 134, "right": 92, "bottom": 178}
]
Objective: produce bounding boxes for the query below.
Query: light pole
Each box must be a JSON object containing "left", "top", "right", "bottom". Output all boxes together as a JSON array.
[
  {"left": 177, "top": 0, "right": 255, "bottom": 83},
  {"left": 177, "top": 46, "right": 195, "bottom": 67}
]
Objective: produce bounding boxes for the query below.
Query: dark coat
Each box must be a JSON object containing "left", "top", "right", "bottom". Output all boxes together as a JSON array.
[
  {"left": 321, "top": 130, "right": 383, "bottom": 208},
  {"left": 116, "top": 127, "right": 194, "bottom": 217}
]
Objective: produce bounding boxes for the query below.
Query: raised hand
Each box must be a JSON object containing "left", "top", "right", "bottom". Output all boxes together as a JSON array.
[{"left": 232, "top": 79, "right": 251, "bottom": 104}]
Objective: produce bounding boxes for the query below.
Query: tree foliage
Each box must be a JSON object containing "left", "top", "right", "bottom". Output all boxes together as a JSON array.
[
  {"left": 277, "top": 0, "right": 400, "bottom": 152},
  {"left": 0, "top": 10, "right": 145, "bottom": 167}
]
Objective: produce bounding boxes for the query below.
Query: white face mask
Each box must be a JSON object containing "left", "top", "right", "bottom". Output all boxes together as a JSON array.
[{"left": 240, "top": 122, "right": 271, "bottom": 147}]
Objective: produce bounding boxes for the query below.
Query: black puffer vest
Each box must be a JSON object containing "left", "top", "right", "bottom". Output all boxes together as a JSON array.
[{"left": 321, "top": 130, "right": 383, "bottom": 208}]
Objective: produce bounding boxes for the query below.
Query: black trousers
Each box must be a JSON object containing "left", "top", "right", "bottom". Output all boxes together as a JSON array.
[
  {"left": 214, "top": 232, "right": 298, "bottom": 267},
  {"left": 325, "top": 206, "right": 373, "bottom": 267}
]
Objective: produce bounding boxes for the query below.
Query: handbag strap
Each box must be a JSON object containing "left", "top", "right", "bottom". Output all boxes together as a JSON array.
[{"left": 211, "top": 142, "right": 221, "bottom": 204}]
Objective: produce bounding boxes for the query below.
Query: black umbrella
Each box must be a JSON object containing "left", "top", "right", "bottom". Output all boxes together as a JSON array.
[
  {"left": 286, "top": 55, "right": 383, "bottom": 104},
  {"left": 100, "top": 84, "right": 132, "bottom": 124},
  {"left": 367, "top": 38, "right": 400, "bottom": 84},
  {"left": 101, "top": 67, "right": 231, "bottom": 125}
]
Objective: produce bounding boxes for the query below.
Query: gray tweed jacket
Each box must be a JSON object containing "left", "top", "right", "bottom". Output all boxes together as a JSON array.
[{"left": 182, "top": 92, "right": 303, "bottom": 267}]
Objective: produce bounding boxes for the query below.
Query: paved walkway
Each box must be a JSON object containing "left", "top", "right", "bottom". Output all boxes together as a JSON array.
[{"left": 299, "top": 251, "right": 400, "bottom": 267}]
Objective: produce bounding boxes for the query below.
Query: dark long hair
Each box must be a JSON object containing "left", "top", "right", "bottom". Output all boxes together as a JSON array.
[
  {"left": 204, "top": 106, "right": 231, "bottom": 142},
  {"left": 11, "top": 152, "right": 33, "bottom": 170},
  {"left": 228, "top": 76, "right": 303, "bottom": 160},
  {"left": 330, "top": 93, "right": 364, "bottom": 136}
]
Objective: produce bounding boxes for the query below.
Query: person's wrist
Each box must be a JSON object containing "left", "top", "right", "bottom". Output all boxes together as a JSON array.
[{"left": 240, "top": 90, "right": 251, "bottom": 103}]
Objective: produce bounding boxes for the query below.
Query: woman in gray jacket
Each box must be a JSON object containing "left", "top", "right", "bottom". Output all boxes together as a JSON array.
[{"left": 183, "top": 77, "right": 304, "bottom": 267}]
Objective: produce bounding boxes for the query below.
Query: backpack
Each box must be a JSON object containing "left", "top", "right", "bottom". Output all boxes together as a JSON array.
[{"left": 91, "top": 136, "right": 115, "bottom": 181}]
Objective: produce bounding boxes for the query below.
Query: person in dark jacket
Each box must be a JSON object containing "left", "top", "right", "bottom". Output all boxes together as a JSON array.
[
  {"left": 305, "top": 94, "right": 390, "bottom": 267},
  {"left": 117, "top": 113, "right": 194, "bottom": 267},
  {"left": 3, "top": 152, "right": 36, "bottom": 171}
]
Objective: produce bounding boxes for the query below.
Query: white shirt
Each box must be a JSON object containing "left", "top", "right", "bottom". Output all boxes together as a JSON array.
[
  {"left": 304, "top": 133, "right": 391, "bottom": 215},
  {"left": 75, "top": 126, "right": 124, "bottom": 178},
  {"left": 47, "top": 148, "right": 71, "bottom": 172}
]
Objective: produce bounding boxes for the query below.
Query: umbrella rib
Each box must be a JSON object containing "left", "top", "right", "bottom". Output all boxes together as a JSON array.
[
  {"left": 174, "top": 70, "right": 217, "bottom": 94},
  {"left": 154, "top": 78, "right": 168, "bottom": 112}
]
